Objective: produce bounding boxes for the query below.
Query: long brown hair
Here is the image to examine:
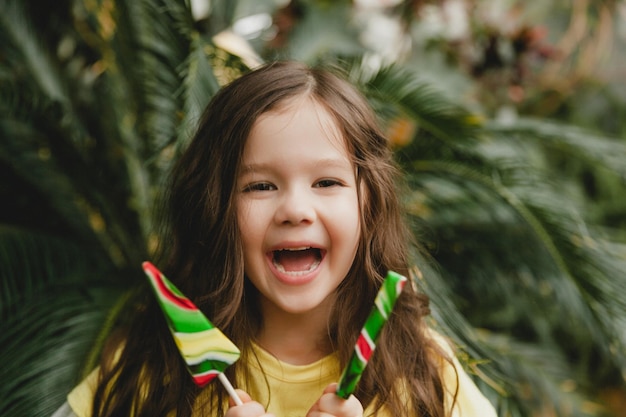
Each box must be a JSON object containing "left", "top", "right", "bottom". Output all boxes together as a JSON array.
[{"left": 92, "top": 61, "right": 451, "bottom": 417}]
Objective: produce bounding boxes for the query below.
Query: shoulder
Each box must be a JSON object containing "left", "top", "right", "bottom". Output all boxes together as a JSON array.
[
  {"left": 65, "top": 367, "right": 99, "bottom": 417},
  {"left": 50, "top": 401, "right": 78, "bottom": 417},
  {"left": 427, "top": 329, "right": 499, "bottom": 417}
]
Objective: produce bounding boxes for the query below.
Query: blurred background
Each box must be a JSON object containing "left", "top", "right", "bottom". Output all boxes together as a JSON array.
[{"left": 1, "top": 0, "right": 625, "bottom": 416}]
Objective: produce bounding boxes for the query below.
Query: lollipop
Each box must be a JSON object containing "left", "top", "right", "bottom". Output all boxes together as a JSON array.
[
  {"left": 336, "top": 271, "right": 408, "bottom": 399},
  {"left": 142, "top": 261, "right": 243, "bottom": 405}
]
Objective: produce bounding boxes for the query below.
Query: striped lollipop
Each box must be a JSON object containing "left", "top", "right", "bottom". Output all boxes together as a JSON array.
[
  {"left": 336, "top": 271, "right": 408, "bottom": 399},
  {"left": 142, "top": 261, "right": 243, "bottom": 404}
]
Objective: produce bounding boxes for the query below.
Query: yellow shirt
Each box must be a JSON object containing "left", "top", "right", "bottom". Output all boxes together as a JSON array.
[{"left": 68, "top": 336, "right": 497, "bottom": 417}]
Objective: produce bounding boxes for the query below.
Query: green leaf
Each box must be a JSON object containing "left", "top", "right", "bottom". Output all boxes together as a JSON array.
[{"left": 0, "top": 227, "right": 125, "bottom": 416}]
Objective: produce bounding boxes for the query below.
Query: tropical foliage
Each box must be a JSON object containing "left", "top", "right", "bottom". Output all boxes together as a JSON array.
[{"left": 1, "top": 1, "right": 625, "bottom": 416}]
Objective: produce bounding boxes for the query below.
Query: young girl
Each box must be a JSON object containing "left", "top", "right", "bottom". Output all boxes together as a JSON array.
[{"left": 56, "top": 61, "right": 497, "bottom": 417}]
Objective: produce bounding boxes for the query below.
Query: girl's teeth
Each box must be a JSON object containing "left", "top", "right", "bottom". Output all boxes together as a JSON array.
[
  {"left": 273, "top": 257, "right": 321, "bottom": 275},
  {"left": 272, "top": 247, "right": 322, "bottom": 275}
]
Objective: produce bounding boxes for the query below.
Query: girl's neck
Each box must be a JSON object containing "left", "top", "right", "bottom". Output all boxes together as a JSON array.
[{"left": 255, "top": 301, "right": 333, "bottom": 365}]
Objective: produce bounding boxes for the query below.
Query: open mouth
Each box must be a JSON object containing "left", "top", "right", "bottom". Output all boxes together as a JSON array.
[{"left": 271, "top": 247, "right": 323, "bottom": 275}]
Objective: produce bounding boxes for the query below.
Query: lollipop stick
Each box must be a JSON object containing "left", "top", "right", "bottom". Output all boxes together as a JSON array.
[{"left": 218, "top": 373, "right": 244, "bottom": 406}]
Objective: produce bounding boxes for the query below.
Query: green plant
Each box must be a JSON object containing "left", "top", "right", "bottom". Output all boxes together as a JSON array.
[{"left": 1, "top": 1, "right": 625, "bottom": 416}]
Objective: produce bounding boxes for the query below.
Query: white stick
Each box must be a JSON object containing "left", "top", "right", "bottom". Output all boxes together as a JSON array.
[{"left": 218, "top": 372, "right": 243, "bottom": 406}]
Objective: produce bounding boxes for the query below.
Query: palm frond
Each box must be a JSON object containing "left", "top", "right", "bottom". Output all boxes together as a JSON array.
[
  {"left": 1, "top": 286, "right": 123, "bottom": 417},
  {"left": 487, "top": 118, "right": 626, "bottom": 176},
  {"left": 284, "top": 3, "right": 363, "bottom": 62},
  {"left": 0, "top": 115, "right": 146, "bottom": 266},
  {"left": 353, "top": 59, "right": 626, "bottom": 412},
  {"left": 0, "top": 0, "right": 67, "bottom": 102},
  {"left": 348, "top": 61, "right": 481, "bottom": 145},
  {"left": 177, "top": 33, "right": 222, "bottom": 150},
  {"left": 414, "top": 252, "right": 599, "bottom": 417},
  {"left": 138, "top": 0, "right": 191, "bottom": 154},
  {"left": 0, "top": 227, "right": 124, "bottom": 417},
  {"left": 205, "top": 0, "right": 239, "bottom": 36},
  {"left": 405, "top": 156, "right": 626, "bottom": 405},
  {"left": 480, "top": 333, "right": 600, "bottom": 417},
  {"left": 0, "top": 226, "right": 110, "bottom": 314}
]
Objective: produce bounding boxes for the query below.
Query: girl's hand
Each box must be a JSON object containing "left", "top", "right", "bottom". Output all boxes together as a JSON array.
[
  {"left": 225, "top": 389, "right": 275, "bottom": 417},
  {"left": 306, "top": 383, "right": 364, "bottom": 417}
]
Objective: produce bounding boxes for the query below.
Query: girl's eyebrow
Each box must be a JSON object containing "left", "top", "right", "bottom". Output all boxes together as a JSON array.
[
  {"left": 239, "top": 158, "right": 353, "bottom": 175},
  {"left": 238, "top": 162, "right": 273, "bottom": 176},
  {"left": 313, "top": 157, "right": 353, "bottom": 170}
]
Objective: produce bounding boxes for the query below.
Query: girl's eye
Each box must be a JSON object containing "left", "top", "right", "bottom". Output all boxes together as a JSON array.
[
  {"left": 315, "top": 179, "right": 343, "bottom": 188},
  {"left": 243, "top": 182, "right": 276, "bottom": 192}
]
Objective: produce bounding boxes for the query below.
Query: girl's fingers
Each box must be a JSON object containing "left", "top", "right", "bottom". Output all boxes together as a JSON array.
[
  {"left": 322, "top": 383, "right": 339, "bottom": 394},
  {"left": 306, "top": 383, "right": 363, "bottom": 417},
  {"left": 226, "top": 389, "right": 275, "bottom": 417},
  {"left": 229, "top": 389, "right": 252, "bottom": 407}
]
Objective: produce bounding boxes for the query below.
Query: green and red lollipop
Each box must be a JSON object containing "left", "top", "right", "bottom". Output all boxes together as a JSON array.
[
  {"left": 142, "top": 261, "right": 243, "bottom": 405},
  {"left": 336, "top": 271, "right": 408, "bottom": 399}
]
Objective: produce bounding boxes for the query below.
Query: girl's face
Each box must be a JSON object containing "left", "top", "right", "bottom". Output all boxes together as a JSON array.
[{"left": 236, "top": 97, "right": 361, "bottom": 319}]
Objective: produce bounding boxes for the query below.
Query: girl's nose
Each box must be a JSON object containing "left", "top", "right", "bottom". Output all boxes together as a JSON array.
[{"left": 274, "top": 188, "right": 316, "bottom": 225}]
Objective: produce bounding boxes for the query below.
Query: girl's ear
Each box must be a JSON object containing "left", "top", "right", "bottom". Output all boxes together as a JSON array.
[
  {"left": 357, "top": 170, "right": 369, "bottom": 227},
  {"left": 359, "top": 181, "right": 368, "bottom": 214}
]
